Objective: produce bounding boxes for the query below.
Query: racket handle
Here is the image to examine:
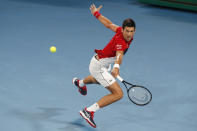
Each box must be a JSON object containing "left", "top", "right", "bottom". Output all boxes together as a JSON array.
[{"left": 117, "top": 75, "right": 124, "bottom": 82}]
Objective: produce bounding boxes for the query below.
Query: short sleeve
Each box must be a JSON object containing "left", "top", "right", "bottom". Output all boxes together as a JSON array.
[{"left": 115, "top": 27, "right": 122, "bottom": 33}]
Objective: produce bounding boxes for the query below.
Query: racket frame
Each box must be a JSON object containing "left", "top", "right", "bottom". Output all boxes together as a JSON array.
[{"left": 117, "top": 75, "right": 152, "bottom": 106}]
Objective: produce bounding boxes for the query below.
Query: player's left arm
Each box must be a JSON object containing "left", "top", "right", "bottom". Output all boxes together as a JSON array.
[
  {"left": 90, "top": 4, "right": 119, "bottom": 32},
  {"left": 111, "top": 51, "right": 124, "bottom": 78}
]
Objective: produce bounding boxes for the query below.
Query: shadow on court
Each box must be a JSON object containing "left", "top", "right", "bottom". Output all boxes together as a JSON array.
[
  {"left": 60, "top": 119, "right": 98, "bottom": 131},
  {"left": 6, "top": 107, "right": 97, "bottom": 131}
]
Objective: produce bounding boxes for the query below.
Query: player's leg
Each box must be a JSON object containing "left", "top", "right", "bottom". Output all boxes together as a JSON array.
[
  {"left": 72, "top": 55, "right": 101, "bottom": 96},
  {"left": 79, "top": 64, "right": 123, "bottom": 128},
  {"left": 97, "top": 81, "right": 123, "bottom": 108},
  {"left": 83, "top": 75, "right": 100, "bottom": 84},
  {"left": 72, "top": 75, "right": 99, "bottom": 96},
  {"left": 79, "top": 82, "right": 123, "bottom": 128},
  {"left": 81, "top": 81, "right": 123, "bottom": 115}
]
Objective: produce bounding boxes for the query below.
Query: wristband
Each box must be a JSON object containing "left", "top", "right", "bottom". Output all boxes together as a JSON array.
[
  {"left": 94, "top": 11, "right": 101, "bottom": 19},
  {"left": 113, "top": 64, "right": 120, "bottom": 69}
]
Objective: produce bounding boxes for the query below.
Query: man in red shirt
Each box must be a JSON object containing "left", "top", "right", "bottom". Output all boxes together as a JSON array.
[{"left": 73, "top": 4, "right": 136, "bottom": 128}]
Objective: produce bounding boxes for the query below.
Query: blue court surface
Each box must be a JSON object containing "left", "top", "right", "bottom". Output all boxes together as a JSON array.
[{"left": 1, "top": 0, "right": 197, "bottom": 131}]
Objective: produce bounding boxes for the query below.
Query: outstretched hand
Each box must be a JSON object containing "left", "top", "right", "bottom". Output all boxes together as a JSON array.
[{"left": 90, "top": 4, "right": 103, "bottom": 15}]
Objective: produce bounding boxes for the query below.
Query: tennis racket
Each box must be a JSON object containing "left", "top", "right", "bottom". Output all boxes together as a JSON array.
[{"left": 117, "top": 75, "right": 152, "bottom": 106}]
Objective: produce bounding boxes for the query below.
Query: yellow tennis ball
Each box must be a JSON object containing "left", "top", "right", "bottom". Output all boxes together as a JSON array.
[{"left": 50, "top": 46, "right": 56, "bottom": 53}]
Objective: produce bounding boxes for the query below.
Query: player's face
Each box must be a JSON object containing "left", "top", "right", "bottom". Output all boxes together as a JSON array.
[{"left": 122, "top": 27, "right": 135, "bottom": 42}]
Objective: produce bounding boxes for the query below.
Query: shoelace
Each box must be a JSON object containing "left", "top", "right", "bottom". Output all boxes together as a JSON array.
[{"left": 85, "top": 109, "right": 94, "bottom": 118}]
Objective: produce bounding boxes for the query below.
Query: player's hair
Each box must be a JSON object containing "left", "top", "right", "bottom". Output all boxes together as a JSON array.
[{"left": 122, "top": 18, "right": 136, "bottom": 29}]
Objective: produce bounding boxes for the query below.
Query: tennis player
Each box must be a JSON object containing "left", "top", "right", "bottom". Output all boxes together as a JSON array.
[{"left": 72, "top": 4, "right": 136, "bottom": 128}]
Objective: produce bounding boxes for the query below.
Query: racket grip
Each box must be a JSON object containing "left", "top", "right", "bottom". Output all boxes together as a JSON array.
[{"left": 117, "top": 75, "right": 124, "bottom": 82}]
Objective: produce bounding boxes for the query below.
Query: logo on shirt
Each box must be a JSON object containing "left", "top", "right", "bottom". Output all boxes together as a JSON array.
[{"left": 116, "top": 44, "right": 123, "bottom": 50}]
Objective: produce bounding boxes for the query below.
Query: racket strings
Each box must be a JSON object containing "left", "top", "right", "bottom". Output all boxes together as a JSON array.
[{"left": 128, "top": 86, "right": 152, "bottom": 105}]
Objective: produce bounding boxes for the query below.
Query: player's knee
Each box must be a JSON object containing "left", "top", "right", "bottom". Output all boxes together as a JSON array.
[
  {"left": 112, "top": 88, "right": 123, "bottom": 101},
  {"left": 115, "top": 90, "right": 123, "bottom": 100},
  {"left": 107, "top": 82, "right": 123, "bottom": 100}
]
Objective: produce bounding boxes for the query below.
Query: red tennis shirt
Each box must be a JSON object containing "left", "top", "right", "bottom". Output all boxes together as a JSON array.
[{"left": 95, "top": 27, "right": 133, "bottom": 59}]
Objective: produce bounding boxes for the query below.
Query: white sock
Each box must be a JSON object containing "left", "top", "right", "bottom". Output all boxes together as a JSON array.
[
  {"left": 79, "top": 80, "right": 85, "bottom": 87},
  {"left": 87, "top": 103, "right": 100, "bottom": 112}
]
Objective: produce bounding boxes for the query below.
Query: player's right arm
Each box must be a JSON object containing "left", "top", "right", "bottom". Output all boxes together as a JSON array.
[
  {"left": 90, "top": 4, "right": 119, "bottom": 32},
  {"left": 111, "top": 51, "right": 124, "bottom": 78}
]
